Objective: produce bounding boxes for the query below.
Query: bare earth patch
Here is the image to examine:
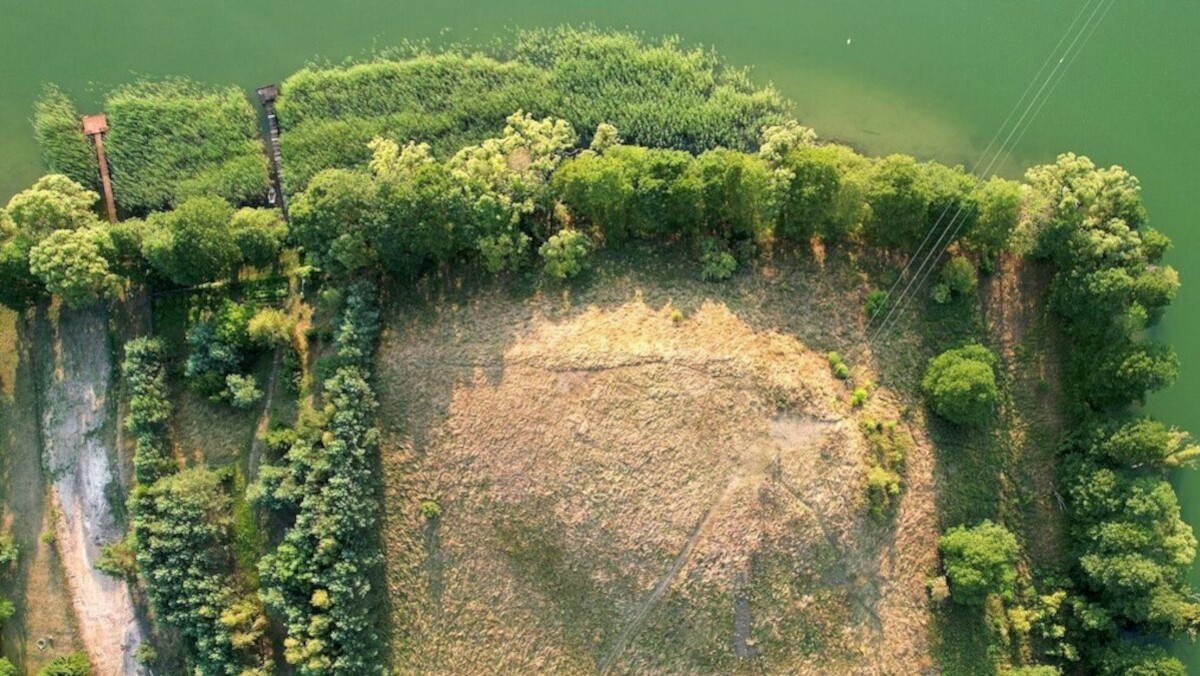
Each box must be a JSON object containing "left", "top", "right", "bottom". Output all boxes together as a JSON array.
[
  {"left": 38, "top": 305, "right": 144, "bottom": 675},
  {"left": 377, "top": 268, "right": 938, "bottom": 674}
]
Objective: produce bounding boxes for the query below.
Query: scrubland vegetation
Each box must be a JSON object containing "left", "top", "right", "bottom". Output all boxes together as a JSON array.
[{"left": 0, "top": 25, "right": 1191, "bottom": 675}]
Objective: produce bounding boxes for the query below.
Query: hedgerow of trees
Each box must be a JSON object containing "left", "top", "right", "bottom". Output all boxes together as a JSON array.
[
  {"left": 123, "top": 337, "right": 274, "bottom": 674},
  {"left": 254, "top": 280, "right": 384, "bottom": 674}
]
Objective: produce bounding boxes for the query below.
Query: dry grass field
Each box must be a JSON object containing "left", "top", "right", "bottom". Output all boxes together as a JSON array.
[{"left": 376, "top": 251, "right": 940, "bottom": 674}]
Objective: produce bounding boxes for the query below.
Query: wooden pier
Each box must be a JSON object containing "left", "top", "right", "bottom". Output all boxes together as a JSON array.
[
  {"left": 256, "top": 85, "right": 288, "bottom": 216},
  {"left": 81, "top": 114, "right": 117, "bottom": 223}
]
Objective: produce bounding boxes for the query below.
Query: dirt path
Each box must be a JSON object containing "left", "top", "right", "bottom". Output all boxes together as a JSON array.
[
  {"left": 247, "top": 347, "right": 282, "bottom": 481},
  {"left": 39, "top": 305, "right": 144, "bottom": 675},
  {"left": 597, "top": 475, "right": 740, "bottom": 675}
]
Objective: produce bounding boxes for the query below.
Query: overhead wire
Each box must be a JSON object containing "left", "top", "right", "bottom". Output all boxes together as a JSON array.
[
  {"left": 868, "top": 0, "right": 1117, "bottom": 345},
  {"left": 864, "top": 0, "right": 1101, "bottom": 336}
]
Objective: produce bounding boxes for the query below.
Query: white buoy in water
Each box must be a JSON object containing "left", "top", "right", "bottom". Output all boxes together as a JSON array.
[{"left": 847, "top": 37, "right": 852, "bottom": 45}]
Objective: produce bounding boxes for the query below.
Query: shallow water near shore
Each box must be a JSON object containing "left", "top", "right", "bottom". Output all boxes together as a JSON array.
[{"left": 2, "top": 0, "right": 1200, "bottom": 665}]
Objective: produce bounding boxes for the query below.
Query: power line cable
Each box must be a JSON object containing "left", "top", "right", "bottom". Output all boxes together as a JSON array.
[
  {"left": 864, "top": 0, "right": 1100, "bottom": 335},
  {"left": 869, "top": 0, "right": 1116, "bottom": 345}
]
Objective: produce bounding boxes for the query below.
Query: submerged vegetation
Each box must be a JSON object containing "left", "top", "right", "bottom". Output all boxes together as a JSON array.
[{"left": 0, "top": 25, "right": 1191, "bottom": 675}]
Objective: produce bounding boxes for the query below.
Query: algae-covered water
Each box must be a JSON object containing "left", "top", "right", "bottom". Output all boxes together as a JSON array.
[{"left": 2, "top": 0, "right": 1199, "bottom": 664}]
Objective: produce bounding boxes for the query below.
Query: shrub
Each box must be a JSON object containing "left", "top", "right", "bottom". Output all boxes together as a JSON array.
[
  {"left": 938, "top": 520, "right": 1019, "bottom": 606},
  {"left": 96, "top": 539, "right": 137, "bottom": 579},
  {"left": 420, "top": 500, "right": 442, "bottom": 520},
  {"left": 123, "top": 337, "right": 175, "bottom": 485},
  {"left": 1007, "top": 667, "right": 1061, "bottom": 676},
  {"left": 248, "top": 308, "right": 294, "bottom": 348},
  {"left": 861, "top": 418, "right": 909, "bottom": 515},
  {"left": 865, "top": 289, "right": 889, "bottom": 319},
  {"left": 226, "top": 374, "right": 264, "bottom": 409},
  {"left": 921, "top": 344, "right": 998, "bottom": 425},
  {"left": 940, "top": 256, "right": 978, "bottom": 298},
  {"left": 35, "top": 652, "right": 92, "bottom": 676},
  {"left": 0, "top": 658, "right": 15, "bottom": 676},
  {"left": 700, "top": 242, "right": 736, "bottom": 281},
  {"left": 539, "top": 229, "right": 591, "bottom": 279},
  {"left": 0, "top": 535, "right": 18, "bottom": 568},
  {"left": 185, "top": 301, "right": 258, "bottom": 401},
  {"left": 851, "top": 388, "right": 868, "bottom": 407},
  {"left": 834, "top": 362, "right": 851, "bottom": 380},
  {"left": 927, "top": 576, "right": 951, "bottom": 604}
]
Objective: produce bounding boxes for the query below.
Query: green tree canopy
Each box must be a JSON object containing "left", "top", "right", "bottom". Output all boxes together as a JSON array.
[
  {"left": 1068, "top": 465, "right": 1200, "bottom": 632},
  {"left": 28, "top": 227, "right": 118, "bottom": 307},
  {"left": 1095, "top": 642, "right": 1185, "bottom": 676},
  {"left": 5, "top": 174, "right": 99, "bottom": 237},
  {"left": 289, "top": 168, "right": 379, "bottom": 273},
  {"left": 938, "top": 520, "right": 1020, "bottom": 606},
  {"left": 921, "top": 343, "right": 999, "bottom": 426},
  {"left": 142, "top": 195, "right": 239, "bottom": 286}
]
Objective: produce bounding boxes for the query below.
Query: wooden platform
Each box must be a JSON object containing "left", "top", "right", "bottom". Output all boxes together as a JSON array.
[{"left": 81, "top": 114, "right": 108, "bottom": 135}]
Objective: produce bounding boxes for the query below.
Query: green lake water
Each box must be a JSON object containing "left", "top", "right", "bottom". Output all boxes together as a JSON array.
[{"left": 3, "top": 0, "right": 1199, "bottom": 664}]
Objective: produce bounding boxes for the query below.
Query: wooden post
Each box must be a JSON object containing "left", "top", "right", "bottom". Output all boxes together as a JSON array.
[{"left": 82, "top": 114, "right": 117, "bottom": 223}]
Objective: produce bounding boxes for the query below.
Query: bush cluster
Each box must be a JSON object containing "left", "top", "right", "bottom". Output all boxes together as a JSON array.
[
  {"left": 256, "top": 280, "right": 385, "bottom": 674},
  {"left": 938, "top": 520, "right": 1020, "bottom": 607},
  {"left": 861, "top": 418, "right": 909, "bottom": 517},
  {"left": 123, "top": 337, "right": 274, "bottom": 674}
]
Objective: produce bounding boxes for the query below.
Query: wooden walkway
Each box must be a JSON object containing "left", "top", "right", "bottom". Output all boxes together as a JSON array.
[
  {"left": 81, "top": 114, "right": 117, "bottom": 223},
  {"left": 256, "top": 85, "right": 288, "bottom": 216}
]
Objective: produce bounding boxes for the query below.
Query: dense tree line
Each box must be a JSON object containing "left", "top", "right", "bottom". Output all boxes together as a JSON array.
[
  {"left": 254, "top": 280, "right": 385, "bottom": 674},
  {"left": 1027, "top": 157, "right": 1191, "bottom": 672},
  {"left": 0, "top": 174, "right": 286, "bottom": 312},
  {"left": 123, "top": 337, "right": 274, "bottom": 675},
  {"left": 922, "top": 154, "right": 1191, "bottom": 672}
]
